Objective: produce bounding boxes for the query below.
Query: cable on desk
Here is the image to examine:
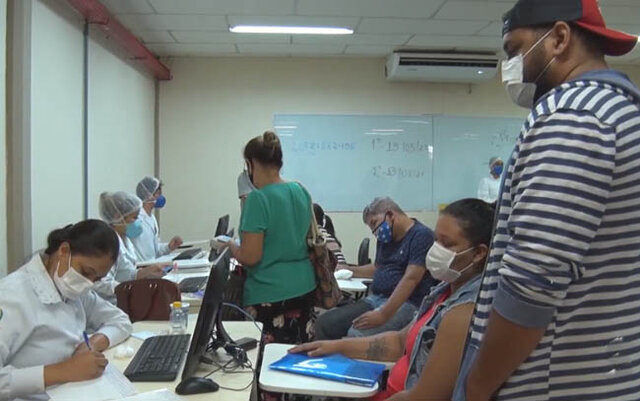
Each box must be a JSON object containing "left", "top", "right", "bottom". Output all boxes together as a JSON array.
[{"left": 222, "top": 302, "right": 262, "bottom": 333}]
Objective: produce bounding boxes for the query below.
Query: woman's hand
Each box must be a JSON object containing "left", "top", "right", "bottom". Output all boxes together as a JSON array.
[
  {"left": 288, "top": 341, "right": 342, "bottom": 357},
  {"left": 73, "top": 334, "right": 110, "bottom": 354},
  {"left": 136, "top": 264, "right": 166, "bottom": 279},
  {"left": 44, "top": 351, "right": 108, "bottom": 386},
  {"left": 168, "top": 236, "right": 184, "bottom": 250}
]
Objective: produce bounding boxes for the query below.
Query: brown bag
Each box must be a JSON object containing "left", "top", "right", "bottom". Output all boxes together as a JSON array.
[
  {"left": 115, "top": 278, "right": 181, "bottom": 323},
  {"left": 300, "top": 185, "right": 342, "bottom": 309}
]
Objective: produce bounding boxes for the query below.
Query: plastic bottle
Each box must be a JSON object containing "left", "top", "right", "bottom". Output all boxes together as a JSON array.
[{"left": 169, "top": 301, "right": 187, "bottom": 334}]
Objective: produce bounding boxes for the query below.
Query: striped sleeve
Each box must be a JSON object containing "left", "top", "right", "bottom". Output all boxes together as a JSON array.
[{"left": 493, "top": 109, "right": 617, "bottom": 328}]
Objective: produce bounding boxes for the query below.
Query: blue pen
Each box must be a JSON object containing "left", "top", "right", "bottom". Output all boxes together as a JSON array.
[{"left": 83, "top": 331, "right": 92, "bottom": 351}]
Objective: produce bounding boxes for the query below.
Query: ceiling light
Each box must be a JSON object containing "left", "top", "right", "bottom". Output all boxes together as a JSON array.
[
  {"left": 229, "top": 25, "right": 354, "bottom": 35},
  {"left": 477, "top": 70, "right": 485, "bottom": 75}
]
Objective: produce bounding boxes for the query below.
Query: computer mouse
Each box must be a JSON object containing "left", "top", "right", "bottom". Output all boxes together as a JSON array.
[{"left": 175, "top": 377, "right": 220, "bottom": 395}]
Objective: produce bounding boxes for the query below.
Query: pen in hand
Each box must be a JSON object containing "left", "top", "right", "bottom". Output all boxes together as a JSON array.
[{"left": 83, "top": 331, "right": 92, "bottom": 351}]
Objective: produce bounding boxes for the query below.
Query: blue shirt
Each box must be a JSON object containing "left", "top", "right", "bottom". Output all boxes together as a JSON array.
[{"left": 370, "top": 219, "right": 435, "bottom": 306}]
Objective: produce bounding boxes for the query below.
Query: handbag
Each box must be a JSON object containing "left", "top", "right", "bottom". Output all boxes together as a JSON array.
[
  {"left": 301, "top": 185, "right": 342, "bottom": 309},
  {"left": 115, "top": 278, "right": 181, "bottom": 323}
]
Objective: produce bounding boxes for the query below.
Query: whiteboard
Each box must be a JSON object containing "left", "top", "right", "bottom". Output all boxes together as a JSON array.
[
  {"left": 432, "top": 116, "right": 523, "bottom": 206},
  {"left": 273, "top": 114, "right": 523, "bottom": 212},
  {"left": 274, "top": 114, "right": 433, "bottom": 212}
]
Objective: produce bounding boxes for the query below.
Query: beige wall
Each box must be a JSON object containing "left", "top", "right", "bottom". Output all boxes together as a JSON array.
[
  {"left": 158, "top": 57, "right": 640, "bottom": 261},
  {"left": 87, "top": 34, "right": 155, "bottom": 219}
]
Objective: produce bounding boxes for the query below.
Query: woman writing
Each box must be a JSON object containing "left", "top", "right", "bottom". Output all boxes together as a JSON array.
[{"left": 0, "top": 220, "right": 133, "bottom": 401}]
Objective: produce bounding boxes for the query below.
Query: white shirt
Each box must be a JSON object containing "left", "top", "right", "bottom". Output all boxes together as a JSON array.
[
  {"left": 477, "top": 175, "right": 501, "bottom": 203},
  {"left": 130, "top": 210, "right": 170, "bottom": 261},
  {"left": 0, "top": 254, "right": 132, "bottom": 401},
  {"left": 93, "top": 235, "right": 138, "bottom": 304}
]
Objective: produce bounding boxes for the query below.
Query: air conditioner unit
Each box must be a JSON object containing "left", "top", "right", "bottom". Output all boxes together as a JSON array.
[{"left": 385, "top": 52, "right": 499, "bottom": 83}]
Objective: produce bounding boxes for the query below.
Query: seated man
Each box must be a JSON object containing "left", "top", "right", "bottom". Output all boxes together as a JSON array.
[
  {"left": 131, "top": 176, "right": 183, "bottom": 261},
  {"left": 314, "top": 197, "right": 435, "bottom": 340}
]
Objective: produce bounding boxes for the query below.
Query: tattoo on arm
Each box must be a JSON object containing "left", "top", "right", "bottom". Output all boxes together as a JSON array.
[{"left": 365, "top": 338, "right": 388, "bottom": 360}]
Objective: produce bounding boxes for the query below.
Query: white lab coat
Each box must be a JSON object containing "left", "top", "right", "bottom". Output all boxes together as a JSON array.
[
  {"left": 93, "top": 235, "right": 138, "bottom": 304},
  {"left": 130, "top": 210, "right": 170, "bottom": 261},
  {"left": 0, "top": 254, "right": 132, "bottom": 401},
  {"left": 477, "top": 176, "right": 501, "bottom": 203}
]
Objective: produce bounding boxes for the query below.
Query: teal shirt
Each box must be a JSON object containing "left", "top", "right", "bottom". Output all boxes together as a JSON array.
[{"left": 240, "top": 181, "right": 316, "bottom": 306}]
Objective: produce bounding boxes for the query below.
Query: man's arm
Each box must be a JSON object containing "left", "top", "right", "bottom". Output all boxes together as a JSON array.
[
  {"left": 465, "top": 310, "right": 546, "bottom": 401},
  {"left": 352, "top": 264, "right": 424, "bottom": 330},
  {"left": 346, "top": 263, "right": 376, "bottom": 278}
]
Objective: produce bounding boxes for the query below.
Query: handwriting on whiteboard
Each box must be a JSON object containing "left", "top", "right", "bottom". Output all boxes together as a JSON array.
[
  {"left": 292, "top": 140, "right": 356, "bottom": 153},
  {"left": 372, "top": 165, "right": 426, "bottom": 179},
  {"left": 489, "top": 128, "right": 520, "bottom": 148},
  {"left": 371, "top": 138, "right": 432, "bottom": 154}
]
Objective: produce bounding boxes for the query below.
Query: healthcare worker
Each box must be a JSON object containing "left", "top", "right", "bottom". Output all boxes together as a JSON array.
[
  {"left": 131, "top": 176, "right": 182, "bottom": 261},
  {"left": 477, "top": 156, "right": 503, "bottom": 203},
  {"left": 93, "top": 191, "right": 165, "bottom": 304},
  {"left": 0, "top": 220, "right": 133, "bottom": 401}
]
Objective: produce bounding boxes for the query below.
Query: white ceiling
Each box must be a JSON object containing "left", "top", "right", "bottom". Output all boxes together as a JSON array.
[{"left": 101, "top": 0, "right": 640, "bottom": 64}]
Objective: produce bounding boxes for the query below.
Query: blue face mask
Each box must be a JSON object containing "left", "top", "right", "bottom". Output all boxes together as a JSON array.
[
  {"left": 492, "top": 165, "right": 504, "bottom": 176},
  {"left": 154, "top": 195, "right": 166, "bottom": 209},
  {"left": 375, "top": 219, "right": 393, "bottom": 244},
  {"left": 125, "top": 220, "right": 143, "bottom": 239}
]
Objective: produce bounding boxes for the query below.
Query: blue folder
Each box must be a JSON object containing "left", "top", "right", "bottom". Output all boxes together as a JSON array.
[{"left": 269, "top": 353, "right": 386, "bottom": 388}]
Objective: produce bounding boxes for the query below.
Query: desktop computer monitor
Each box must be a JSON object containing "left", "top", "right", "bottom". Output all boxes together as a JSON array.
[
  {"left": 180, "top": 248, "right": 233, "bottom": 382},
  {"left": 214, "top": 214, "right": 230, "bottom": 237}
]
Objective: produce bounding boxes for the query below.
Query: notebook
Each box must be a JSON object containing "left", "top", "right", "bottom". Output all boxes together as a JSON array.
[{"left": 269, "top": 353, "right": 386, "bottom": 388}]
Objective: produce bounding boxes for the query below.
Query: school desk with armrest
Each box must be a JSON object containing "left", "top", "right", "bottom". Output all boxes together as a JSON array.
[{"left": 259, "top": 343, "right": 396, "bottom": 398}]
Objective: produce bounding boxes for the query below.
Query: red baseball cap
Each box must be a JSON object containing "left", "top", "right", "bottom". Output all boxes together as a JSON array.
[{"left": 502, "top": 0, "right": 638, "bottom": 56}]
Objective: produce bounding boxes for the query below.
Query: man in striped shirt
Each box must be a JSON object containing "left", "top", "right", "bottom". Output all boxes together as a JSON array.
[{"left": 454, "top": 1, "right": 640, "bottom": 400}]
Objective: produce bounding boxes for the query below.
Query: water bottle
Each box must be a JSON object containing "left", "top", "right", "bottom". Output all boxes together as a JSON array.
[{"left": 169, "top": 301, "right": 188, "bottom": 334}]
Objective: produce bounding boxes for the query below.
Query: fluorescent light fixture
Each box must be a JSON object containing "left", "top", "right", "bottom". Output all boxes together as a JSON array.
[
  {"left": 230, "top": 25, "right": 353, "bottom": 35},
  {"left": 372, "top": 129, "right": 404, "bottom": 133}
]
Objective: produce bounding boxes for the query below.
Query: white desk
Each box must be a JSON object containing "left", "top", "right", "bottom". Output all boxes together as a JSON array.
[
  {"left": 337, "top": 279, "right": 367, "bottom": 293},
  {"left": 107, "top": 318, "right": 261, "bottom": 401},
  {"left": 164, "top": 268, "right": 210, "bottom": 313},
  {"left": 259, "top": 343, "right": 379, "bottom": 398}
]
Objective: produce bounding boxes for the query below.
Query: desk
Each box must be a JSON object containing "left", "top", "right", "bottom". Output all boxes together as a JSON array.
[
  {"left": 259, "top": 343, "right": 379, "bottom": 398},
  {"left": 164, "top": 269, "right": 210, "bottom": 313},
  {"left": 107, "top": 318, "right": 262, "bottom": 401}
]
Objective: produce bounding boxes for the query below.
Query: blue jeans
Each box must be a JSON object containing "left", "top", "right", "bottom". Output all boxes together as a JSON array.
[{"left": 314, "top": 293, "right": 417, "bottom": 340}]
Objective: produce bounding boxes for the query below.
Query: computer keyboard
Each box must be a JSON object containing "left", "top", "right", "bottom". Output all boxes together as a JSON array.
[
  {"left": 124, "top": 334, "right": 190, "bottom": 382},
  {"left": 179, "top": 276, "right": 208, "bottom": 293},
  {"left": 173, "top": 247, "right": 202, "bottom": 261}
]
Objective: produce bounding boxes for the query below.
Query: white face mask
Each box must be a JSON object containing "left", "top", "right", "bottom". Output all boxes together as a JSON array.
[
  {"left": 426, "top": 242, "right": 475, "bottom": 283},
  {"left": 501, "top": 29, "right": 555, "bottom": 109},
  {"left": 53, "top": 253, "right": 94, "bottom": 299}
]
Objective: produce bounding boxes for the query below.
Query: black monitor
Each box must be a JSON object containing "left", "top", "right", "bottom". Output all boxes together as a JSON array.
[
  {"left": 214, "top": 214, "right": 230, "bottom": 237},
  {"left": 179, "top": 248, "right": 233, "bottom": 383}
]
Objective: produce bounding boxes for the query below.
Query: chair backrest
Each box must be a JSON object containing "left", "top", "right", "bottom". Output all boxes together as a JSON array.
[
  {"left": 115, "top": 278, "right": 181, "bottom": 323},
  {"left": 357, "top": 238, "right": 371, "bottom": 266}
]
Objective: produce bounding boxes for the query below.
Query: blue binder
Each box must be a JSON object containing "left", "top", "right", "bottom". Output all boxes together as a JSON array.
[{"left": 269, "top": 353, "right": 386, "bottom": 388}]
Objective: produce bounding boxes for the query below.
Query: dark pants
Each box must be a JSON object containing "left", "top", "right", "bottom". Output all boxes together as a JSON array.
[{"left": 314, "top": 299, "right": 373, "bottom": 340}]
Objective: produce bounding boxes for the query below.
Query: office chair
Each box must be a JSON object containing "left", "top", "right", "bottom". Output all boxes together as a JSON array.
[{"left": 357, "top": 238, "right": 371, "bottom": 266}]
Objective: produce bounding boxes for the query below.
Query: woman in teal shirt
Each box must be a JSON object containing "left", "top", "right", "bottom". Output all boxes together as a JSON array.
[{"left": 227, "top": 131, "right": 316, "bottom": 347}]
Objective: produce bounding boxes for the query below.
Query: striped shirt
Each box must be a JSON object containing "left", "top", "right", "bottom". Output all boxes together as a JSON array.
[{"left": 455, "top": 70, "right": 640, "bottom": 401}]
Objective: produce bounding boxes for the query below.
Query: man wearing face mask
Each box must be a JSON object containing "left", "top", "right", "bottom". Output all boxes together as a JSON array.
[
  {"left": 314, "top": 197, "right": 436, "bottom": 340},
  {"left": 237, "top": 170, "right": 256, "bottom": 208},
  {"left": 93, "top": 191, "right": 166, "bottom": 304},
  {"left": 477, "top": 157, "right": 503, "bottom": 203},
  {"left": 454, "top": 1, "right": 640, "bottom": 401},
  {"left": 131, "top": 176, "right": 183, "bottom": 261}
]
